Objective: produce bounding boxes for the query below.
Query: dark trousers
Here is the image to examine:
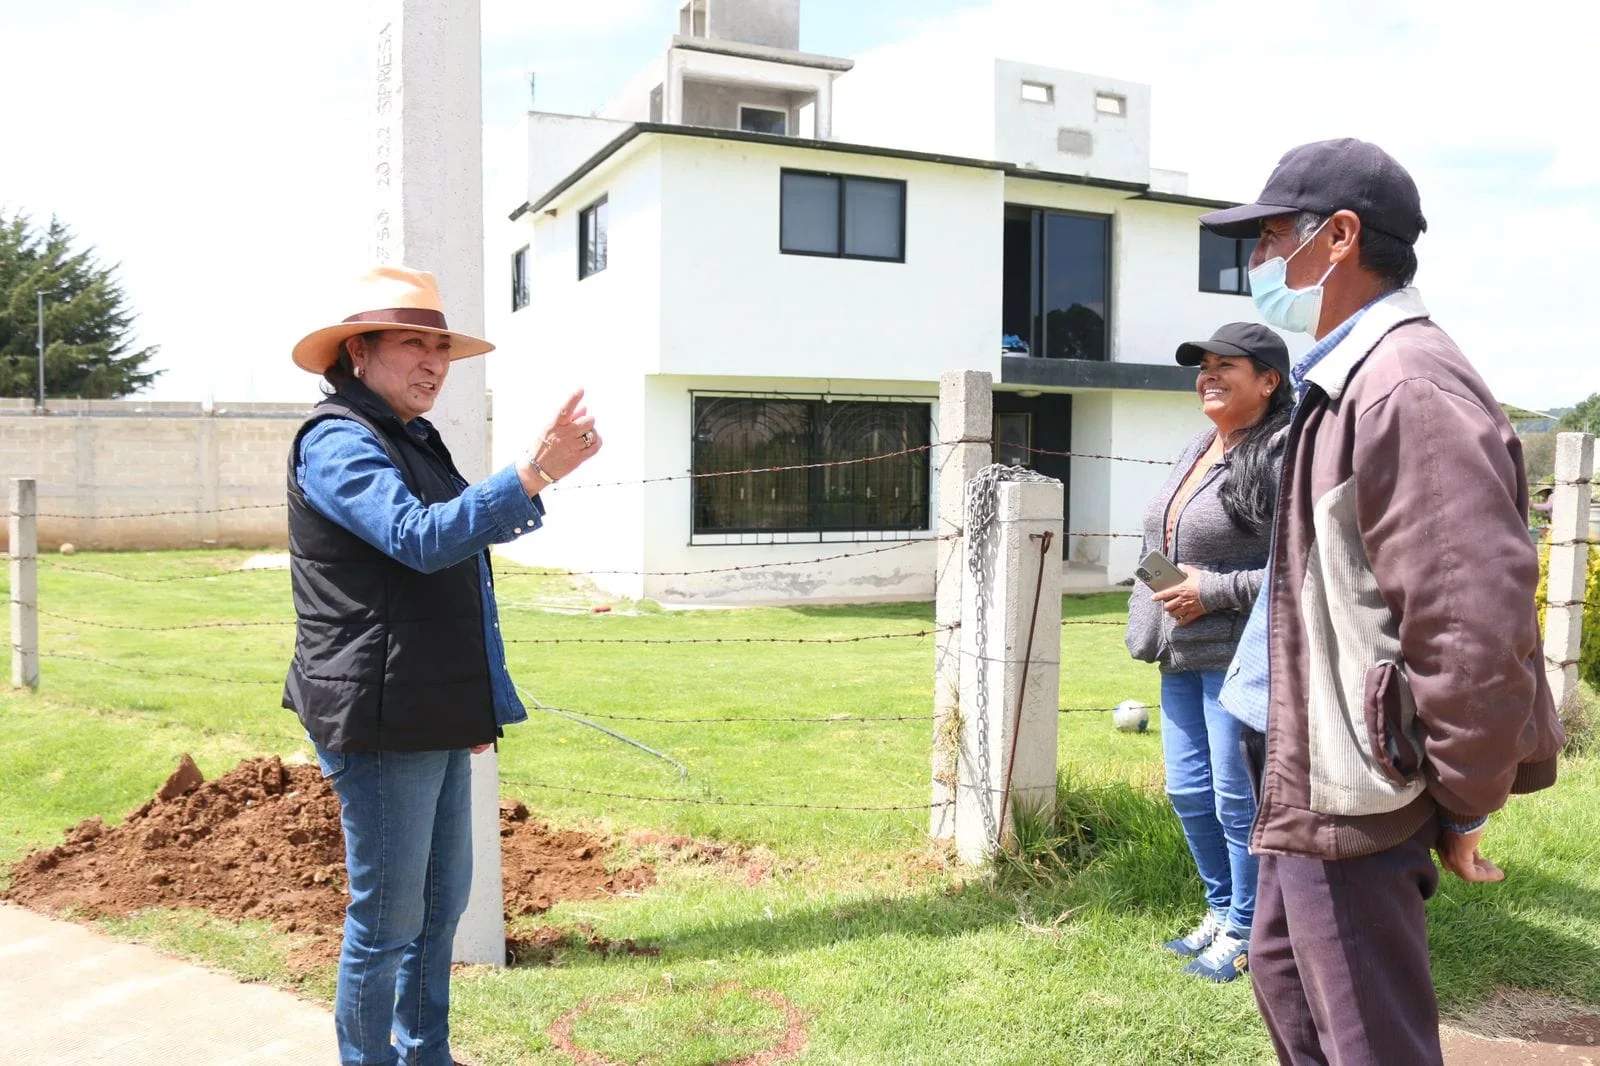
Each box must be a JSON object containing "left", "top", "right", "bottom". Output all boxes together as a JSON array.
[{"left": 1250, "top": 818, "right": 1442, "bottom": 1066}]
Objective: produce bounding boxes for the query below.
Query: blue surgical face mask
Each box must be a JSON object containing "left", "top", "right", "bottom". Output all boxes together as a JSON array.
[{"left": 1249, "top": 218, "right": 1336, "bottom": 335}]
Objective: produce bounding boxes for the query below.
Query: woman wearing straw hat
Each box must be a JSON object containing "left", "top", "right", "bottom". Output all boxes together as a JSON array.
[{"left": 285, "top": 265, "right": 600, "bottom": 1065}]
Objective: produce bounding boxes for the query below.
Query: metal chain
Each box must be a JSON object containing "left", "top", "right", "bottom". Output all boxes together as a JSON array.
[{"left": 964, "top": 462, "right": 1054, "bottom": 847}]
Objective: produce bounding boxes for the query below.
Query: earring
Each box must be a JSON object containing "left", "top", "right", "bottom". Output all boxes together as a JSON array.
[{"left": 355, "top": 365, "right": 364, "bottom": 379}]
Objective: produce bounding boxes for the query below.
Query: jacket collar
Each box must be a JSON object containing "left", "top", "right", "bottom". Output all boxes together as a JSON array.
[
  {"left": 327, "top": 379, "right": 436, "bottom": 440},
  {"left": 1302, "top": 287, "right": 1431, "bottom": 401}
]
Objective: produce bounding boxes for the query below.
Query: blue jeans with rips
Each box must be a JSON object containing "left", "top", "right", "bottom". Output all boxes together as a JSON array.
[
  {"left": 315, "top": 746, "right": 474, "bottom": 1066},
  {"left": 1160, "top": 670, "right": 1258, "bottom": 936}
]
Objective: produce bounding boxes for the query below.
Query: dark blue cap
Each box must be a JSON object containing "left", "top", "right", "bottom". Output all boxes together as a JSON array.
[
  {"left": 1175, "top": 322, "right": 1290, "bottom": 379},
  {"left": 1200, "top": 138, "right": 1427, "bottom": 245}
]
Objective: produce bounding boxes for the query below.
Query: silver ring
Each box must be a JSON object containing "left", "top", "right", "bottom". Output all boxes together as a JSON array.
[{"left": 580, "top": 431, "right": 595, "bottom": 448}]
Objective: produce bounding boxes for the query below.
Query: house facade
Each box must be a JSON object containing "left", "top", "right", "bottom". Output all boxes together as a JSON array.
[{"left": 489, "top": 0, "right": 1302, "bottom": 604}]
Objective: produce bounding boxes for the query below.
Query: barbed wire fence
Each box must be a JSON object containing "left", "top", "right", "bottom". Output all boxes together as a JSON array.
[{"left": 7, "top": 410, "right": 1590, "bottom": 836}]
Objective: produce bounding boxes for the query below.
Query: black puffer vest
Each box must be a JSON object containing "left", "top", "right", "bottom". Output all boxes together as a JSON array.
[{"left": 282, "top": 382, "right": 497, "bottom": 752}]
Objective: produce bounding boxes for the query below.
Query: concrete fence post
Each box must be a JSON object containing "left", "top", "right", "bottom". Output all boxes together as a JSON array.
[
  {"left": 373, "top": 0, "right": 503, "bottom": 966},
  {"left": 930, "top": 371, "right": 991, "bottom": 839},
  {"left": 954, "top": 469, "right": 1063, "bottom": 864},
  {"left": 11, "top": 478, "right": 39, "bottom": 690},
  {"left": 1545, "top": 432, "right": 1595, "bottom": 713}
]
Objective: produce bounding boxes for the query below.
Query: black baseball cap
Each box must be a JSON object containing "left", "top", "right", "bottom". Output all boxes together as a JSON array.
[
  {"left": 1199, "top": 138, "right": 1427, "bottom": 244},
  {"left": 1175, "top": 322, "right": 1291, "bottom": 379}
]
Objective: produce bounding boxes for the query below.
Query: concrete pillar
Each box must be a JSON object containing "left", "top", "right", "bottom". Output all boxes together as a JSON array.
[
  {"left": 371, "top": 0, "right": 504, "bottom": 966},
  {"left": 11, "top": 478, "right": 39, "bottom": 690},
  {"left": 814, "top": 79, "right": 834, "bottom": 140},
  {"left": 954, "top": 472, "right": 1062, "bottom": 864},
  {"left": 1545, "top": 432, "right": 1594, "bottom": 713},
  {"left": 930, "top": 371, "right": 991, "bottom": 839}
]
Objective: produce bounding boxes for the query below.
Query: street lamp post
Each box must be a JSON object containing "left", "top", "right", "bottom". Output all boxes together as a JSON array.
[{"left": 35, "top": 288, "right": 59, "bottom": 411}]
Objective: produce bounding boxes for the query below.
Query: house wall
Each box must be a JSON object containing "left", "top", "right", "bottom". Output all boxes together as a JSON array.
[
  {"left": 680, "top": 81, "right": 803, "bottom": 133},
  {"left": 991, "top": 61, "right": 1151, "bottom": 184},
  {"left": 656, "top": 137, "right": 1003, "bottom": 382},
  {"left": 526, "top": 112, "right": 632, "bottom": 205},
  {"left": 489, "top": 143, "right": 665, "bottom": 596}
]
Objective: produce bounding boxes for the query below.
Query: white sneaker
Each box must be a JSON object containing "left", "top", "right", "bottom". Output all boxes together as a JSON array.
[
  {"left": 1184, "top": 929, "right": 1249, "bottom": 982},
  {"left": 1162, "top": 911, "right": 1225, "bottom": 959}
]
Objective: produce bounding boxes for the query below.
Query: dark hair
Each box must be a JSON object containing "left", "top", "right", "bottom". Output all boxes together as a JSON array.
[
  {"left": 1219, "top": 367, "right": 1293, "bottom": 536},
  {"left": 1357, "top": 226, "right": 1418, "bottom": 288},
  {"left": 322, "top": 331, "right": 388, "bottom": 392},
  {"left": 1294, "top": 211, "right": 1417, "bottom": 290}
]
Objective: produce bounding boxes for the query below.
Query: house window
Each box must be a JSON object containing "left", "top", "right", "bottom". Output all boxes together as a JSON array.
[
  {"left": 739, "top": 105, "right": 788, "bottom": 135},
  {"left": 691, "top": 396, "right": 931, "bottom": 535},
  {"left": 510, "top": 246, "right": 529, "bottom": 311},
  {"left": 1095, "top": 92, "right": 1126, "bottom": 116},
  {"left": 1021, "top": 81, "right": 1054, "bottom": 104},
  {"left": 578, "top": 197, "right": 608, "bottom": 280},
  {"left": 780, "top": 170, "right": 906, "bottom": 262},
  {"left": 1001, "top": 206, "right": 1111, "bottom": 360},
  {"left": 1198, "top": 228, "right": 1258, "bottom": 295}
]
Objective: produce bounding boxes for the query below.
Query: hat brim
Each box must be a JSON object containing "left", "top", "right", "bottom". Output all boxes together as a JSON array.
[
  {"left": 292, "top": 321, "right": 496, "bottom": 373},
  {"left": 1198, "top": 201, "right": 1300, "bottom": 239},
  {"left": 1175, "top": 340, "right": 1252, "bottom": 366}
]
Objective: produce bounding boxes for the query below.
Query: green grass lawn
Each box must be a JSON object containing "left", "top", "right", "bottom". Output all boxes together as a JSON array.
[{"left": 3, "top": 550, "right": 1598, "bottom": 1065}]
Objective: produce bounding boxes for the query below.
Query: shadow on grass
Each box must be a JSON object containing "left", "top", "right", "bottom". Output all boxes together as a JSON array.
[
  {"left": 1431, "top": 862, "right": 1600, "bottom": 1013},
  {"left": 644, "top": 776, "right": 1200, "bottom": 963}
]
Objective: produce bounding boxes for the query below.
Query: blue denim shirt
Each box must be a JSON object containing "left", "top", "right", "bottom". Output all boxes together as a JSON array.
[
  {"left": 1218, "top": 303, "right": 1376, "bottom": 733},
  {"left": 295, "top": 417, "right": 539, "bottom": 730}
]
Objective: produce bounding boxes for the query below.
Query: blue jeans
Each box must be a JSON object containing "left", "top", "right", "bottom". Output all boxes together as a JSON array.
[
  {"left": 1160, "top": 670, "right": 1258, "bottom": 936},
  {"left": 316, "top": 747, "right": 474, "bottom": 1066}
]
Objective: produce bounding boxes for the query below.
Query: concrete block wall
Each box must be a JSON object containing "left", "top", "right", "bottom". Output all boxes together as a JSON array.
[{"left": 0, "top": 399, "right": 311, "bottom": 551}]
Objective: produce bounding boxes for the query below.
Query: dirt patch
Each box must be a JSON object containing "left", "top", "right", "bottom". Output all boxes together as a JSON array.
[
  {"left": 505, "top": 924, "right": 661, "bottom": 968},
  {"left": 4, "top": 755, "right": 656, "bottom": 966},
  {"left": 1442, "top": 989, "right": 1600, "bottom": 1064}
]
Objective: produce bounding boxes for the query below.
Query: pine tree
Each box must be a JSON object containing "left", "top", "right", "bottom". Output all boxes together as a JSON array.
[{"left": 0, "top": 210, "right": 161, "bottom": 399}]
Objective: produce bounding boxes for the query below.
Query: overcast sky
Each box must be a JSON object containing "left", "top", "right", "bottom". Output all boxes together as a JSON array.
[{"left": 2, "top": 0, "right": 1594, "bottom": 410}]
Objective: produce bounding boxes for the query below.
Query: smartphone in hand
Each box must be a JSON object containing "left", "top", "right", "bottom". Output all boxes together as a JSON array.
[{"left": 1135, "top": 549, "right": 1186, "bottom": 592}]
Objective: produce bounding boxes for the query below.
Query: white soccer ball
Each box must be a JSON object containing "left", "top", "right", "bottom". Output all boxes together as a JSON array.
[
  {"left": 1112, "top": 700, "right": 1150, "bottom": 733},
  {"left": 59, "top": 543, "right": 77, "bottom": 556}
]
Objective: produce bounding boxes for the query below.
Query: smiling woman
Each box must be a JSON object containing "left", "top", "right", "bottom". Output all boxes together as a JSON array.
[
  {"left": 282, "top": 264, "right": 605, "bottom": 1064},
  {"left": 1123, "top": 320, "right": 1292, "bottom": 984}
]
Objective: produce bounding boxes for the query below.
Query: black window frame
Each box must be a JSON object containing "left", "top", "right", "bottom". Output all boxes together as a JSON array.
[
  {"left": 779, "top": 169, "right": 907, "bottom": 264},
  {"left": 1002, "top": 204, "right": 1113, "bottom": 362},
  {"left": 739, "top": 104, "right": 789, "bottom": 135},
  {"left": 690, "top": 394, "right": 932, "bottom": 536},
  {"left": 578, "top": 196, "right": 608, "bottom": 280},
  {"left": 510, "top": 245, "right": 529, "bottom": 311},
  {"left": 1198, "top": 227, "right": 1257, "bottom": 295}
]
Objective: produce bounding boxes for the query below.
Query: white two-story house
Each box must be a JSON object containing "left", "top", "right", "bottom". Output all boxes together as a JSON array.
[{"left": 489, "top": 0, "right": 1296, "bottom": 604}]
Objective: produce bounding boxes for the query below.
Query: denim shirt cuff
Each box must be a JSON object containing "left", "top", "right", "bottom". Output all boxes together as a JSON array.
[
  {"left": 1440, "top": 813, "right": 1489, "bottom": 835},
  {"left": 481, "top": 463, "right": 545, "bottom": 538}
]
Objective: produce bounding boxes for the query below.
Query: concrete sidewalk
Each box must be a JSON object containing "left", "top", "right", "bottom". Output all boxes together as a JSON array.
[{"left": 0, "top": 903, "right": 336, "bottom": 1064}]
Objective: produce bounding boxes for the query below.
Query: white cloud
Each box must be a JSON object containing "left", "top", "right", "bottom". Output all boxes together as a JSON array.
[{"left": 843, "top": 0, "right": 1599, "bottom": 408}]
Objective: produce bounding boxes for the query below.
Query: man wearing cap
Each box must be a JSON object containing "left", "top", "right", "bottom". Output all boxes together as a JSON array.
[
  {"left": 286, "top": 265, "right": 601, "bottom": 1066},
  {"left": 1205, "top": 140, "right": 1563, "bottom": 1064}
]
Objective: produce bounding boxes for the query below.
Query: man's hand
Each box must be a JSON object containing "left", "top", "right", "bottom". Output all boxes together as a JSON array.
[
  {"left": 470, "top": 743, "right": 491, "bottom": 755},
  {"left": 1152, "top": 565, "right": 1208, "bottom": 626},
  {"left": 1436, "top": 826, "right": 1504, "bottom": 883}
]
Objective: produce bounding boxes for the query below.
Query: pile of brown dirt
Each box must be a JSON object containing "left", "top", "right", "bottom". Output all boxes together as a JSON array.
[{"left": 3, "top": 755, "right": 656, "bottom": 964}]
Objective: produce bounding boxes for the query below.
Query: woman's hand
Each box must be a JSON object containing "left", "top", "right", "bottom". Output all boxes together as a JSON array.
[
  {"left": 1152, "top": 565, "right": 1208, "bottom": 626},
  {"left": 518, "top": 389, "right": 602, "bottom": 494}
]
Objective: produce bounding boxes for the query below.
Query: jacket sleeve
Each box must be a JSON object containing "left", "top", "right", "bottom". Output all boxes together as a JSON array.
[
  {"left": 1353, "top": 378, "right": 1543, "bottom": 819},
  {"left": 1196, "top": 426, "right": 1284, "bottom": 614}
]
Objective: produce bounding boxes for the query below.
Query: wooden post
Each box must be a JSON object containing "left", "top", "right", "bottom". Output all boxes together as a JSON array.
[
  {"left": 1545, "top": 432, "right": 1595, "bottom": 713},
  {"left": 11, "top": 478, "right": 40, "bottom": 691},
  {"left": 931, "top": 371, "right": 991, "bottom": 839}
]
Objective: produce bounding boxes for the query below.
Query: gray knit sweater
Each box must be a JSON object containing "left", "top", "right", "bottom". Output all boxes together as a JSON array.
[{"left": 1125, "top": 425, "right": 1286, "bottom": 674}]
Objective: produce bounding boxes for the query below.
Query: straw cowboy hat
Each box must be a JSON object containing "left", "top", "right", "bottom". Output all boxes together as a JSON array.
[{"left": 292, "top": 265, "right": 495, "bottom": 373}]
